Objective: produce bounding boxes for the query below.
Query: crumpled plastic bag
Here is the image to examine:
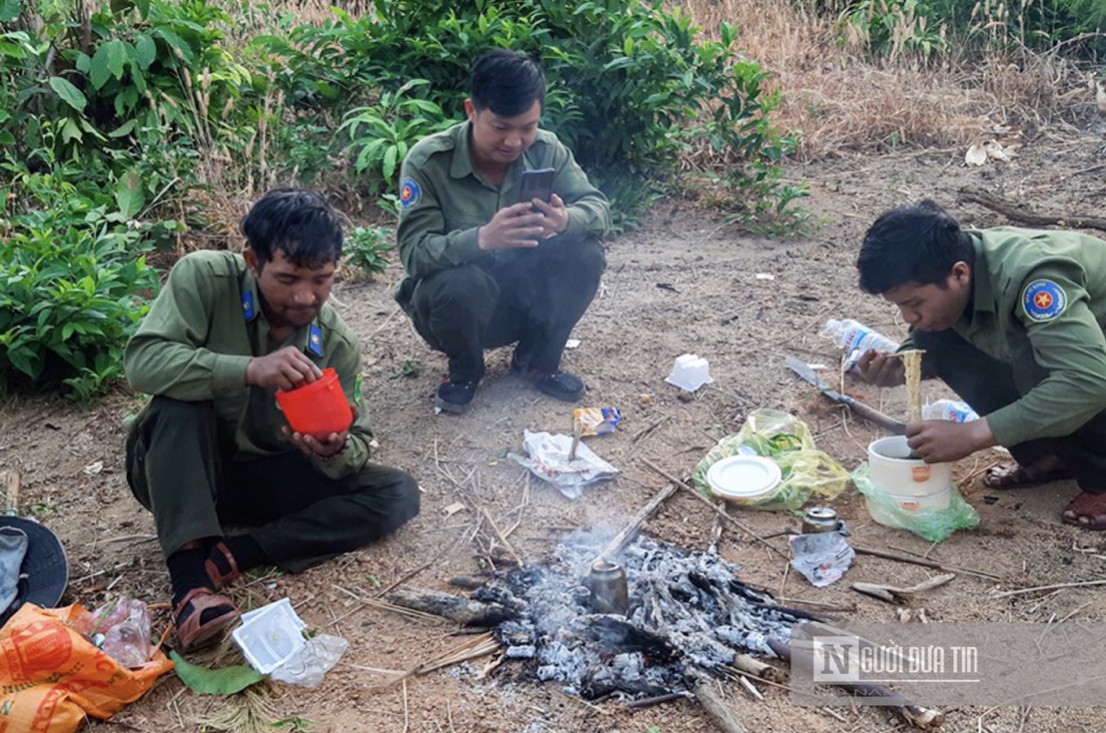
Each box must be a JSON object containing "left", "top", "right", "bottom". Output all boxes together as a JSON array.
[
  {"left": 71, "top": 597, "right": 153, "bottom": 669},
  {"left": 270, "top": 634, "right": 349, "bottom": 687},
  {"left": 0, "top": 603, "right": 174, "bottom": 733},
  {"left": 693, "top": 409, "right": 849, "bottom": 510},
  {"left": 508, "top": 430, "right": 619, "bottom": 499},
  {"left": 853, "top": 464, "right": 979, "bottom": 542},
  {"left": 789, "top": 531, "right": 855, "bottom": 587}
]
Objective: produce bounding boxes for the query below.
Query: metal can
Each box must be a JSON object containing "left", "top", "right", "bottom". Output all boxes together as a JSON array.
[
  {"left": 586, "top": 559, "right": 629, "bottom": 615},
  {"left": 801, "top": 506, "right": 840, "bottom": 534}
]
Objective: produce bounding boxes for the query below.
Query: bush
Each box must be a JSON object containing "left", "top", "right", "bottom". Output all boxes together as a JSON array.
[
  {"left": 266, "top": 0, "right": 797, "bottom": 224},
  {"left": 0, "top": 161, "right": 159, "bottom": 402}
]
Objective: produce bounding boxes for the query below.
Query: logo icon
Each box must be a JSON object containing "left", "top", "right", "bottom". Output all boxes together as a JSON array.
[
  {"left": 399, "top": 178, "right": 421, "bottom": 209},
  {"left": 1022, "top": 279, "right": 1066, "bottom": 322}
]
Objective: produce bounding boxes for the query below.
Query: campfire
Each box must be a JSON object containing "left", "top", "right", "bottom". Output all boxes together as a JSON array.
[{"left": 476, "top": 533, "right": 803, "bottom": 700}]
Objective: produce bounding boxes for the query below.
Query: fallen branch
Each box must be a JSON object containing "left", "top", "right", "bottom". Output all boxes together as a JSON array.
[
  {"left": 691, "top": 675, "right": 749, "bottom": 733},
  {"left": 853, "top": 544, "right": 1001, "bottom": 581},
  {"left": 768, "top": 639, "right": 944, "bottom": 730},
  {"left": 595, "top": 482, "right": 678, "bottom": 563},
  {"left": 851, "top": 573, "right": 957, "bottom": 604},
  {"left": 641, "top": 458, "right": 789, "bottom": 560},
  {"left": 992, "top": 578, "right": 1106, "bottom": 598},
  {"left": 385, "top": 586, "right": 514, "bottom": 626},
  {"left": 959, "top": 187, "right": 1106, "bottom": 232}
]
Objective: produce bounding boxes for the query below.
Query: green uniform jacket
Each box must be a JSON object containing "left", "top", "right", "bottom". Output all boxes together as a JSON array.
[
  {"left": 394, "top": 121, "right": 611, "bottom": 299},
  {"left": 124, "top": 250, "right": 373, "bottom": 479},
  {"left": 905, "top": 227, "right": 1106, "bottom": 447}
]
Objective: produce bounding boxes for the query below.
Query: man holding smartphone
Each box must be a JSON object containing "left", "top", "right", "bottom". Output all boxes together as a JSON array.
[{"left": 395, "top": 49, "right": 611, "bottom": 414}]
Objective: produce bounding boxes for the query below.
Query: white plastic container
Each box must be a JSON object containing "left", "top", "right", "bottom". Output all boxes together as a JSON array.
[
  {"left": 665, "top": 353, "right": 713, "bottom": 392},
  {"left": 232, "top": 598, "right": 307, "bottom": 674},
  {"left": 867, "top": 435, "right": 952, "bottom": 505}
]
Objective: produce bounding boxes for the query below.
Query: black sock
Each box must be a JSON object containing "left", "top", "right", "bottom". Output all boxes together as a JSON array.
[
  {"left": 212, "top": 534, "right": 268, "bottom": 576},
  {"left": 167, "top": 548, "right": 233, "bottom": 625}
]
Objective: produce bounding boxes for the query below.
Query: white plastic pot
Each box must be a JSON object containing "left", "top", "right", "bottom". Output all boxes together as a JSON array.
[{"left": 867, "top": 435, "right": 952, "bottom": 500}]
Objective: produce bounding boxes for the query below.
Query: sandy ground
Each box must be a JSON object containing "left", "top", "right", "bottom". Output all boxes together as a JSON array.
[{"left": 3, "top": 127, "right": 1106, "bottom": 733}]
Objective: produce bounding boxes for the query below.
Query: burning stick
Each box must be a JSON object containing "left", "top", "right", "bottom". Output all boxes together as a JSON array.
[{"left": 594, "top": 482, "right": 678, "bottom": 563}]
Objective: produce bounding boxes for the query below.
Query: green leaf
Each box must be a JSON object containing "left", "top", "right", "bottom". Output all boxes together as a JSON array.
[
  {"left": 169, "top": 651, "right": 265, "bottom": 695},
  {"left": 108, "top": 119, "right": 137, "bottom": 138},
  {"left": 134, "top": 33, "right": 156, "bottom": 69},
  {"left": 48, "top": 77, "right": 87, "bottom": 112},
  {"left": 115, "top": 169, "right": 144, "bottom": 220},
  {"left": 0, "top": 0, "right": 18, "bottom": 22},
  {"left": 60, "top": 117, "right": 83, "bottom": 143},
  {"left": 104, "top": 39, "right": 127, "bottom": 79},
  {"left": 90, "top": 45, "right": 112, "bottom": 89}
]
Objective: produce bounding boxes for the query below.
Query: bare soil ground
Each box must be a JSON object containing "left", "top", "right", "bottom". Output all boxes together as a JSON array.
[{"left": 4, "top": 128, "right": 1106, "bottom": 733}]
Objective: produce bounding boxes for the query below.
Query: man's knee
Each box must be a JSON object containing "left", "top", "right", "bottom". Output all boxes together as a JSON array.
[
  {"left": 414, "top": 266, "right": 498, "bottom": 315},
  {"left": 356, "top": 467, "right": 420, "bottom": 535},
  {"left": 552, "top": 237, "right": 605, "bottom": 281}
]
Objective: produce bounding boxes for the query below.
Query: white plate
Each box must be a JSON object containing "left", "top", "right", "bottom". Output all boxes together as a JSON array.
[{"left": 706, "top": 455, "right": 782, "bottom": 501}]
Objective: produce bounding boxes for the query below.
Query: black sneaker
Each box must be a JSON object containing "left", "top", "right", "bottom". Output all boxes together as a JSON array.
[
  {"left": 435, "top": 378, "right": 477, "bottom": 414},
  {"left": 521, "top": 368, "right": 586, "bottom": 402}
]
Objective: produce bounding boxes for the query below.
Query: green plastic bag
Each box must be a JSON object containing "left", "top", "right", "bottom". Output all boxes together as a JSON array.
[
  {"left": 852, "top": 464, "right": 979, "bottom": 542},
  {"left": 693, "top": 409, "right": 849, "bottom": 511}
]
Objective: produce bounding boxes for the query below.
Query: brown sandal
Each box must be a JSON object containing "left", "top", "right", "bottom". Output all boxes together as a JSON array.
[
  {"left": 1061, "top": 492, "right": 1106, "bottom": 531},
  {"left": 983, "top": 456, "right": 1072, "bottom": 491},
  {"left": 204, "top": 541, "right": 241, "bottom": 589},
  {"left": 174, "top": 587, "right": 240, "bottom": 651}
]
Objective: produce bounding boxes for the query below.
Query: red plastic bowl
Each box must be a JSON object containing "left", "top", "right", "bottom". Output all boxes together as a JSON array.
[{"left": 274, "top": 367, "right": 353, "bottom": 440}]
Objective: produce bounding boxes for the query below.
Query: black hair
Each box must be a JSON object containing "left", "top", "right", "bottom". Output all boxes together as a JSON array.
[
  {"left": 857, "top": 199, "right": 975, "bottom": 294},
  {"left": 240, "top": 188, "right": 343, "bottom": 269},
  {"left": 470, "top": 49, "right": 545, "bottom": 117}
]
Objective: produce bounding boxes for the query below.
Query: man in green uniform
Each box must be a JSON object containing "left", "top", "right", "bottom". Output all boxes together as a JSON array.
[
  {"left": 855, "top": 199, "right": 1106, "bottom": 530},
  {"left": 124, "top": 189, "right": 419, "bottom": 650},
  {"left": 395, "top": 49, "right": 611, "bottom": 414}
]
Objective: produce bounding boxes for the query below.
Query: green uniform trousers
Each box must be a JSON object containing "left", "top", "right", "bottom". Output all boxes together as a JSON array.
[
  {"left": 914, "top": 328, "right": 1106, "bottom": 494},
  {"left": 125, "top": 397, "right": 420, "bottom": 573},
  {"left": 405, "top": 236, "right": 605, "bottom": 384}
]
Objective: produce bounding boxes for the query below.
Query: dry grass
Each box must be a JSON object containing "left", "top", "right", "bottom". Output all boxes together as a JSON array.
[{"left": 672, "top": 0, "right": 1098, "bottom": 160}]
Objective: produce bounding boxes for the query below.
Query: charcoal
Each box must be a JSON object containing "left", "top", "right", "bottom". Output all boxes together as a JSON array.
[{"left": 478, "top": 534, "right": 802, "bottom": 700}]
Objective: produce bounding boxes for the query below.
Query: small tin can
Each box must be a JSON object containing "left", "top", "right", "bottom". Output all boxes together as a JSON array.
[
  {"left": 801, "top": 506, "right": 840, "bottom": 534},
  {"left": 586, "top": 559, "right": 629, "bottom": 615}
]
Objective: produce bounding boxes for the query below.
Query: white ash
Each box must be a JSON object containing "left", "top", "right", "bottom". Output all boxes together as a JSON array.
[{"left": 477, "top": 534, "right": 802, "bottom": 700}]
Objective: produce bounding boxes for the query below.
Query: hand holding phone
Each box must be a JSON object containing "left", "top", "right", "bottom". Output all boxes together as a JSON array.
[{"left": 517, "top": 168, "right": 556, "bottom": 205}]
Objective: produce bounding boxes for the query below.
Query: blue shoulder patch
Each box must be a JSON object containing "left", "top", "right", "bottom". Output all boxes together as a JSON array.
[
  {"left": 241, "top": 290, "right": 255, "bottom": 320},
  {"left": 1022, "top": 279, "right": 1067, "bottom": 322},
  {"left": 399, "top": 178, "right": 421, "bottom": 209},
  {"left": 308, "top": 323, "right": 324, "bottom": 357}
]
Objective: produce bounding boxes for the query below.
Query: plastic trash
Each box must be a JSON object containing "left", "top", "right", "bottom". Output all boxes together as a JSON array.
[
  {"left": 508, "top": 430, "right": 619, "bottom": 499},
  {"left": 270, "top": 634, "right": 349, "bottom": 688},
  {"left": 574, "top": 407, "right": 622, "bottom": 437},
  {"left": 72, "top": 598, "right": 153, "bottom": 669},
  {"left": 233, "top": 598, "right": 307, "bottom": 675},
  {"left": 923, "top": 398, "right": 980, "bottom": 423},
  {"left": 788, "top": 531, "right": 855, "bottom": 587},
  {"left": 853, "top": 464, "right": 979, "bottom": 542},
  {"left": 822, "top": 319, "right": 900, "bottom": 369},
  {"left": 692, "top": 409, "right": 849, "bottom": 511},
  {"left": 665, "top": 353, "right": 713, "bottom": 392}
]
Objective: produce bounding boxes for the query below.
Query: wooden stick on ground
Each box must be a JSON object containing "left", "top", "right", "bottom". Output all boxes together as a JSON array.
[
  {"left": 960, "top": 187, "right": 1106, "bottom": 232},
  {"left": 690, "top": 675, "right": 749, "bottom": 733},
  {"left": 852, "top": 544, "right": 1002, "bottom": 581},
  {"left": 595, "top": 482, "right": 678, "bottom": 562},
  {"left": 641, "top": 457, "right": 790, "bottom": 560}
]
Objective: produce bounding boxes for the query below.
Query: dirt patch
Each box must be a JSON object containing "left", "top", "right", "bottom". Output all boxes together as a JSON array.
[{"left": 3, "top": 130, "right": 1106, "bottom": 732}]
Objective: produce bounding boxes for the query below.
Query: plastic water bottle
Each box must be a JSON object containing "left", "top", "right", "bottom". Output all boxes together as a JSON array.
[
  {"left": 822, "top": 319, "right": 900, "bottom": 368},
  {"left": 923, "top": 399, "right": 980, "bottom": 423}
]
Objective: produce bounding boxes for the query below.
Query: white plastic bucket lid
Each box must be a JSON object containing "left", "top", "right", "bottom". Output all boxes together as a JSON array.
[{"left": 706, "top": 455, "right": 782, "bottom": 501}]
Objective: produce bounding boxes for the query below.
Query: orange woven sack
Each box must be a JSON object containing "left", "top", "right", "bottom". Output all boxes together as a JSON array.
[{"left": 0, "top": 603, "right": 174, "bottom": 733}]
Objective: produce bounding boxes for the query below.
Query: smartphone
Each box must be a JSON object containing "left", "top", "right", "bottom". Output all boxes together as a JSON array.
[{"left": 516, "top": 168, "right": 556, "bottom": 206}]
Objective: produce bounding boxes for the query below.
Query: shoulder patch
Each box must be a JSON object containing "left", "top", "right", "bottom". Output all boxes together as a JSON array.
[
  {"left": 399, "top": 178, "right": 421, "bottom": 209},
  {"left": 1021, "top": 279, "right": 1067, "bottom": 322}
]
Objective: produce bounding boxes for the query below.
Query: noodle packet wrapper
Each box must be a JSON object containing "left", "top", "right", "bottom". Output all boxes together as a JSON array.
[{"left": 573, "top": 407, "right": 622, "bottom": 437}]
